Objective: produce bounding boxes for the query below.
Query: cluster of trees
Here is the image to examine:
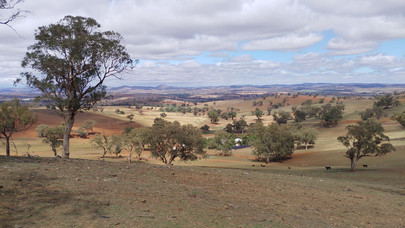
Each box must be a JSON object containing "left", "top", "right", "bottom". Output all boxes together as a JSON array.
[
  {"left": 223, "top": 118, "right": 248, "bottom": 134},
  {"left": 291, "top": 103, "right": 345, "bottom": 127},
  {"left": 360, "top": 94, "right": 400, "bottom": 121},
  {"left": 249, "top": 123, "right": 295, "bottom": 163},
  {"left": 91, "top": 118, "right": 206, "bottom": 165},
  {"left": 35, "top": 120, "right": 96, "bottom": 156}
]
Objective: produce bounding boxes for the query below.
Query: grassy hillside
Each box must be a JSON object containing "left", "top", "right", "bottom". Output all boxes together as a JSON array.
[{"left": 1, "top": 156, "right": 404, "bottom": 227}]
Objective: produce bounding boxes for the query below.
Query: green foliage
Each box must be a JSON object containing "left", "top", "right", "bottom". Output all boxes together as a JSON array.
[
  {"left": 20, "top": 16, "right": 133, "bottom": 158},
  {"left": 121, "top": 127, "right": 151, "bottom": 162},
  {"left": 208, "top": 110, "right": 219, "bottom": 124},
  {"left": 301, "top": 99, "right": 312, "bottom": 106},
  {"left": 90, "top": 132, "right": 110, "bottom": 157},
  {"left": 249, "top": 123, "right": 295, "bottom": 162},
  {"left": 290, "top": 124, "right": 318, "bottom": 150},
  {"left": 395, "top": 111, "right": 405, "bottom": 128},
  {"left": 293, "top": 109, "right": 306, "bottom": 122},
  {"left": 127, "top": 114, "right": 134, "bottom": 122},
  {"left": 360, "top": 106, "right": 383, "bottom": 120},
  {"left": 223, "top": 118, "right": 248, "bottom": 134},
  {"left": 148, "top": 118, "right": 206, "bottom": 165},
  {"left": 253, "top": 108, "right": 264, "bottom": 120},
  {"left": 337, "top": 118, "right": 395, "bottom": 171},
  {"left": 42, "top": 126, "right": 64, "bottom": 157},
  {"left": 200, "top": 124, "right": 210, "bottom": 133},
  {"left": 75, "top": 126, "right": 88, "bottom": 138},
  {"left": 35, "top": 123, "right": 50, "bottom": 137},
  {"left": 319, "top": 103, "right": 345, "bottom": 127},
  {"left": 374, "top": 94, "right": 398, "bottom": 109},
  {"left": 272, "top": 111, "right": 291, "bottom": 125},
  {"left": 0, "top": 99, "right": 36, "bottom": 156},
  {"left": 110, "top": 135, "right": 123, "bottom": 157},
  {"left": 211, "top": 130, "right": 234, "bottom": 156},
  {"left": 80, "top": 119, "right": 96, "bottom": 133}
]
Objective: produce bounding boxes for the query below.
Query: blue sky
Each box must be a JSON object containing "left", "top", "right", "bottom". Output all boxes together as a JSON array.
[{"left": 1, "top": 0, "right": 405, "bottom": 88}]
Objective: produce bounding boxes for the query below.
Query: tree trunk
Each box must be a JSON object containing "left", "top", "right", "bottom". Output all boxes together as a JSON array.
[
  {"left": 62, "top": 114, "right": 75, "bottom": 158},
  {"left": 5, "top": 136, "right": 10, "bottom": 157},
  {"left": 128, "top": 150, "right": 132, "bottom": 163},
  {"left": 305, "top": 143, "right": 308, "bottom": 150},
  {"left": 52, "top": 145, "right": 57, "bottom": 157},
  {"left": 350, "top": 158, "right": 358, "bottom": 172}
]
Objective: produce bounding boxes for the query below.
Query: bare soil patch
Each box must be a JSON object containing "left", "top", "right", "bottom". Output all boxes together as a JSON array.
[{"left": 14, "top": 109, "right": 142, "bottom": 138}]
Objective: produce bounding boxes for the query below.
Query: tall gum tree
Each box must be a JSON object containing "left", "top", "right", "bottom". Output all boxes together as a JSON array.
[
  {"left": 20, "top": 15, "right": 133, "bottom": 158},
  {"left": 337, "top": 118, "right": 395, "bottom": 171}
]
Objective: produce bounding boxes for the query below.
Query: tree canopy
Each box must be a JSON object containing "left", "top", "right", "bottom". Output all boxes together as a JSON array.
[
  {"left": 0, "top": 99, "right": 36, "bottom": 156},
  {"left": 337, "top": 118, "right": 395, "bottom": 171},
  {"left": 249, "top": 122, "right": 295, "bottom": 163},
  {"left": 148, "top": 118, "right": 206, "bottom": 165},
  {"left": 20, "top": 15, "right": 133, "bottom": 158}
]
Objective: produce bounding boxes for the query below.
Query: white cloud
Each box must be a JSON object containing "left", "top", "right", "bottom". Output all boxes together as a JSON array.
[
  {"left": 1, "top": 0, "right": 405, "bottom": 88},
  {"left": 243, "top": 33, "right": 323, "bottom": 51},
  {"left": 327, "top": 38, "right": 377, "bottom": 55}
]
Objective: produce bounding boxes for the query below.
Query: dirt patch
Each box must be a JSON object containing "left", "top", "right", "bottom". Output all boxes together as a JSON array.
[{"left": 14, "top": 109, "right": 142, "bottom": 138}]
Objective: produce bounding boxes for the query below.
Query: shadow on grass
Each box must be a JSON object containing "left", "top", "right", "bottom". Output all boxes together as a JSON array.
[{"left": 0, "top": 157, "right": 108, "bottom": 227}]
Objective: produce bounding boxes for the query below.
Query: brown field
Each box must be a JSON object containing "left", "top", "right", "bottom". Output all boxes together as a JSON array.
[{"left": 1, "top": 95, "right": 405, "bottom": 227}]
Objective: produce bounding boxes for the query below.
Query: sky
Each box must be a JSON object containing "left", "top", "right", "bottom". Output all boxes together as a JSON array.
[{"left": 1, "top": 0, "right": 405, "bottom": 88}]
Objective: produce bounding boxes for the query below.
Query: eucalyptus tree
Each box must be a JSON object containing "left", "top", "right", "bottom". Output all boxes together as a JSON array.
[
  {"left": 148, "top": 118, "right": 206, "bottom": 165},
  {"left": 0, "top": 99, "right": 36, "bottom": 156},
  {"left": 338, "top": 118, "right": 395, "bottom": 171},
  {"left": 20, "top": 16, "right": 133, "bottom": 158}
]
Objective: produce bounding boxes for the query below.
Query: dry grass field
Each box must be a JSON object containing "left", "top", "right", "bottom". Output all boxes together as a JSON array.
[{"left": 1, "top": 95, "right": 405, "bottom": 227}]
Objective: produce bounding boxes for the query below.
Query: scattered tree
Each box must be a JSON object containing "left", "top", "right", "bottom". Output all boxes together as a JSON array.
[
  {"left": 337, "top": 118, "right": 395, "bottom": 171},
  {"left": 90, "top": 132, "right": 110, "bottom": 158},
  {"left": 208, "top": 110, "right": 219, "bottom": 124},
  {"left": 249, "top": 123, "right": 295, "bottom": 163},
  {"left": 148, "top": 118, "right": 206, "bottom": 165},
  {"left": 42, "top": 125, "right": 64, "bottom": 157},
  {"left": 35, "top": 123, "right": 50, "bottom": 137},
  {"left": 395, "top": 111, "right": 405, "bottom": 128},
  {"left": 127, "top": 114, "right": 134, "bottom": 122},
  {"left": 253, "top": 108, "right": 264, "bottom": 120},
  {"left": 291, "top": 124, "right": 318, "bottom": 150},
  {"left": 20, "top": 16, "right": 133, "bottom": 158},
  {"left": 360, "top": 106, "right": 383, "bottom": 120},
  {"left": 211, "top": 130, "right": 234, "bottom": 156},
  {"left": 319, "top": 103, "right": 345, "bottom": 127},
  {"left": 200, "top": 124, "right": 210, "bottom": 133},
  {"left": 0, "top": 99, "right": 36, "bottom": 156},
  {"left": 273, "top": 111, "right": 291, "bottom": 125},
  {"left": 374, "top": 94, "right": 398, "bottom": 109}
]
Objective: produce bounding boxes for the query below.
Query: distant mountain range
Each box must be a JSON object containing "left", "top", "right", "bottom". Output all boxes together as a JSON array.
[
  {"left": 108, "top": 83, "right": 405, "bottom": 96},
  {"left": 2, "top": 83, "right": 405, "bottom": 100}
]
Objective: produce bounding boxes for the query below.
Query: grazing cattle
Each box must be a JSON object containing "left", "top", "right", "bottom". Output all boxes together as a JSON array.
[
  {"left": 252, "top": 165, "right": 255, "bottom": 167},
  {"left": 325, "top": 166, "right": 331, "bottom": 170},
  {"left": 288, "top": 167, "right": 291, "bottom": 169},
  {"left": 362, "top": 164, "right": 368, "bottom": 168},
  {"left": 260, "top": 164, "right": 266, "bottom": 167}
]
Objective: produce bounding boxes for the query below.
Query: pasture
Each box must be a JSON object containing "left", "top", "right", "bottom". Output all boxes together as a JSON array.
[{"left": 1, "top": 95, "right": 405, "bottom": 227}]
